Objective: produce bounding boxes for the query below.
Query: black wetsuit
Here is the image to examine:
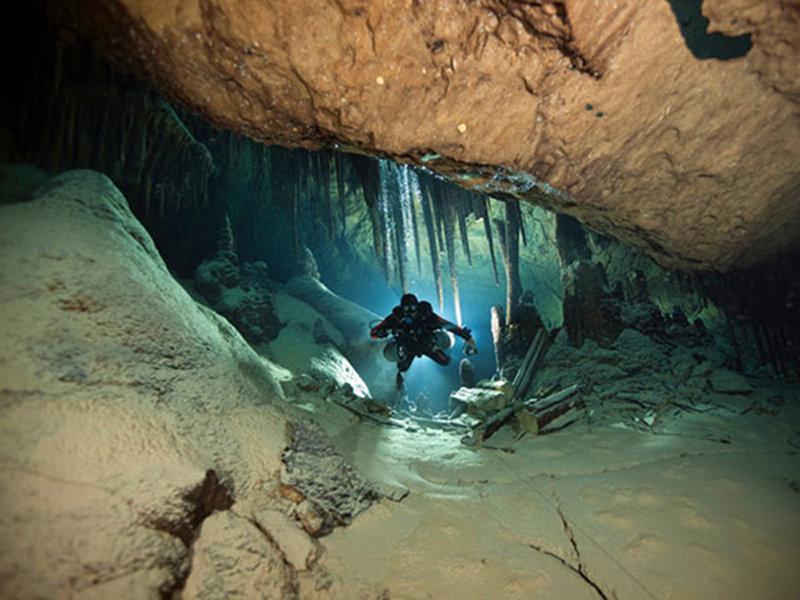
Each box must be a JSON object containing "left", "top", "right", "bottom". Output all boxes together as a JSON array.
[{"left": 371, "top": 306, "right": 471, "bottom": 371}]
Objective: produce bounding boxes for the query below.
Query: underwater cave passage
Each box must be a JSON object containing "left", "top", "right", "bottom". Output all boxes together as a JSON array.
[{"left": 3, "top": 10, "right": 800, "bottom": 597}]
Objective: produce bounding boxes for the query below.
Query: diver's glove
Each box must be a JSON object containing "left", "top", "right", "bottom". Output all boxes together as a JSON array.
[{"left": 463, "top": 336, "right": 478, "bottom": 356}]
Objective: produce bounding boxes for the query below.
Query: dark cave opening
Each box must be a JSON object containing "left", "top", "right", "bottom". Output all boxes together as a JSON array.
[{"left": 667, "top": 0, "right": 753, "bottom": 60}]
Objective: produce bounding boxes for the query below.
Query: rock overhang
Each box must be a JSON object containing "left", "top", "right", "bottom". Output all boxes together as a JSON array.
[{"left": 47, "top": 0, "right": 800, "bottom": 272}]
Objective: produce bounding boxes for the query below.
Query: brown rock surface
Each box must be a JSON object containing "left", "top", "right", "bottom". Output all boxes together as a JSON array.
[{"left": 50, "top": 0, "right": 800, "bottom": 271}]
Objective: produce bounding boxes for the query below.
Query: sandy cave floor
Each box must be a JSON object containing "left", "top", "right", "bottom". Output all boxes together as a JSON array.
[{"left": 288, "top": 393, "right": 800, "bottom": 600}]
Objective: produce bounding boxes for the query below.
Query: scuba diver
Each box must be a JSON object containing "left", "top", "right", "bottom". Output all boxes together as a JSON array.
[{"left": 370, "top": 293, "right": 478, "bottom": 388}]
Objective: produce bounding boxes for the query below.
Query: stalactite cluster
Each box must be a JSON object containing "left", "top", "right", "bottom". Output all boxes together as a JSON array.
[
  {"left": 7, "top": 39, "right": 216, "bottom": 223},
  {"left": 682, "top": 268, "right": 800, "bottom": 380},
  {"left": 696, "top": 265, "right": 800, "bottom": 381},
  {"left": 11, "top": 11, "right": 796, "bottom": 387},
  {"left": 4, "top": 33, "right": 524, "bottom": 323},
  {"left": 347, "top": 158, "right": 522, "bottom": 324},
  {"left": 494, "top": 200, "right": 523, "bottom": 325},
  {"left": 21, "top": 86, "right": 215, "bottom": 221}
]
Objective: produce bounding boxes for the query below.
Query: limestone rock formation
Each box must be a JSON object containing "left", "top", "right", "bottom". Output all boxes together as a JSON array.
[
  {"left": 280, "top": 419, "right": 381, "bottom": 537},
  {"left": 193, "top": 254, "right": 283, "bottom": 345},
  {"left": 49, "top": 0, "right": 800, "bottom": 271},
  {"left": 283, "top": 274, "right": 398, "bottom": 400},
  {"left": 182, "top": 511, "right": 295, "bottom": 599},
  {"left": 0, "top": 170, "right": 333, "bottom": 597},
  {"left": 265, "top": 289, "right": 372, "bottom": 399}
]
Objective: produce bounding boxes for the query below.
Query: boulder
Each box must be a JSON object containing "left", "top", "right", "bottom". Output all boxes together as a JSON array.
[
  {"left": 283, "top": 275, "right": 397, "bottom": 401},
  {"left": 708, "top": 368, "right": 754, "bottom": 395},
  {"left": 0, "top": 170, "right": 294, "bottom": 597},
  {"left": 182, "top": 511, "right": 293, "bottom": 600}
]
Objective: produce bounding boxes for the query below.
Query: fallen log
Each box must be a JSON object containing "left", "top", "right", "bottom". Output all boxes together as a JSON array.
[
  {"left": 464, "top": 383, "right": 582, "bottom": 444},
  {"left": 523, "top": 384, "right": 582, "bottom": 433},
  {"left": 511, "top": 329, "right": 548, "bottom": 400},
  {"left": 526, "top": 384, "right": 580, "bottom": 413}
]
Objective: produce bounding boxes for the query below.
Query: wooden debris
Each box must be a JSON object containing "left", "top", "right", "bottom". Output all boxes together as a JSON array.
[
  {"left": 328, "top": 396, "right": 404, "bottom": 428},
  {"left": 450, "top": 384, "right": 512, "bottom": 417},
  {"left": 455, "top": 329, "right": 553, "bottom": 444},
  {"left": 522, "top": 384, "right": 582, "bottom": 434},
  {"left": 511, "top": 329, "right": 549, "bottom": 400},
  {"left": 459, "top": 380, "right": 582, "bottom": 446},
  {"left": 516, "top": 411, "right": 539, "bottom": 435},
  {"left": 528, "top": 384, "right": 581, "bottom": 413}
]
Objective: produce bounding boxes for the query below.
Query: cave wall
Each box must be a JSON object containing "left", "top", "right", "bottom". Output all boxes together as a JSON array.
[
  {"left": 556, "top": 214, "right": 800, "bottom": 380},
  {"left": 1, "top": 10, "right": 222, "bottom": 274},
  {"left": 4, "top": 3, "right": 797, "bottom": 381},
  {"left": 45, "top": 0, "right": 800, "bottom": 272}
]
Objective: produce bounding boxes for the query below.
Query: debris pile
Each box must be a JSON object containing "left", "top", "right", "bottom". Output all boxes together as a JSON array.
[{"left": 280, "top": 419, "right": 383, "bottom": 537}]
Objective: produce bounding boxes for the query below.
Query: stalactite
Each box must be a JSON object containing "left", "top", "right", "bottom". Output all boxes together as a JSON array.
[
  {"left": 754, "top": 323, "right": 770, "bottom": 374},
  {"left": 766, "top": 325, "right": 785, "bottom": 378},
  {"left": 442, "top": 200, "right": 462, "bottom": 325},
  {"left": 724, "top": 313, "right": 744, "bottom": 373},
  {"left": 515, "top": 200, "right": 528, "bottom": 247},
  {"left": 319, "top": 150, "right": 334, "bottom": 239},
  {"left": 432, "top": 184, "right": 449, "bottom": 279},
  {"left": 351, "top": 154, "right": 388, "bottom": 282},
  {"left": 457, "top": 193, "right": 472, "bottom": 266},
  {"left": 377, "top": 203, "right": 391, "bottom": 286},
  {"left": 494, "top": 200, "right": 522, "bottom": 324},
  {"left": 304, "top": 152, "right": 313, "bottom": 221},
  {"left": 379, "top": 162, "right": 408, "bottom": 292},
  {"left": 481, "top": 197, "right": 500, "bottom": 285},
  {"left": 429, "top": 179, "right": 446, "bottom": 252},
  {"left": 409, "top": 173, "right": 423, "bottom": 276},
  {"left": 765, "top": 325, "right": 781, "bottom": 378},
  {"left": 64, "top": 93, "right": 78, "bottom": 171},
  {"left": 392, "top": 192, "right": 408, "bottom": 293},
  {"left": 397, "top": 165, "right": 417, "bottom": 279},
  {"left": 334, "top": 152, "right": 347, "bottom": 235},
  {"left": 505, "top": 200, "right": 522, "bottom": 323},
  {"left": 158, "top": 184, "right": 166, "bottom": 219},
  {"left": 291, "top": 186, "right": 300, "bottom": 262},
  {"left": 785, "top": 325, "right": 799, "bottom": 379},
  {"left": 378, "top": 161, "right": 397, "bottom": 286},
  {"left": 311, "top": 151, "right": 323, "bottom": 228},
  {"left": 773, "top": 324, "right": 789, "bottom": 379},
  {"left": 420, "top": 182, "right": 445, "bottom": 312}
]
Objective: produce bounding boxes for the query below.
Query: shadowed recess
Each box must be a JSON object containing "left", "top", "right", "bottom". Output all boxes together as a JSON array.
[{"left": 668, "top": 0, "right": 752, "bottom": 60}]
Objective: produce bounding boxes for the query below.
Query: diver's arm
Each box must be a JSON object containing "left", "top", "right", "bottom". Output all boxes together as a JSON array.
[
  {"left": 370, "top": 313, "right": 398, "bottom": 339},
  {"left": 432, "top": 314, "right": 477, "bottom": 355},
  {"left": 433, "top": 315, "right": 471, "bottom": 340},
  {"left": 370, "top": 317, "right": 390, "bottom": 339}
]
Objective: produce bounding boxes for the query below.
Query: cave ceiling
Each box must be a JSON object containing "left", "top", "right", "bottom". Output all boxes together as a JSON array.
[{"left": 49, "top": 0, "right": 800, "bottom": 272}]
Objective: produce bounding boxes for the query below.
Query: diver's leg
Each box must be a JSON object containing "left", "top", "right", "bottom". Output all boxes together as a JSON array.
[
  {"left": 397, "top": 351, "right": 414, "bottom": 372},
  {"left": 395, "top": 353, "right": 413, "bottom": 390}
]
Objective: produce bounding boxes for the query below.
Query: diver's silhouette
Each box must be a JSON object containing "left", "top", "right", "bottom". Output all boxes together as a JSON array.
[{"left": 371, "top": 293, "right": 477, "bottom": 388}]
